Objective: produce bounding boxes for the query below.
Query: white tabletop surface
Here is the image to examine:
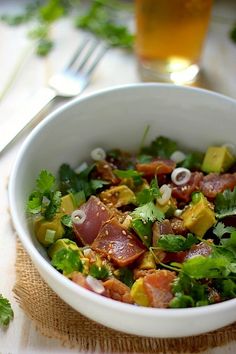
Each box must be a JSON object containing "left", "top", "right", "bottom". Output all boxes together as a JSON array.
[{"left": 0, "top": 0, "right": 236, "bottom": 353}]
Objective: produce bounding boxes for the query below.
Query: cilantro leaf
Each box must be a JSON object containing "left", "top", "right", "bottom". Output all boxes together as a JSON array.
[
  {"left": 182, "top": 255, "right": 231, "bottom": 279},
  {"left": 44, "top": 190, "right": 61, "bottom": 220},
  {"left": 170, "top": 273, "right": 209, "bottom": 308},
  {"left": 61, "top": 214, "right": 72, "bottom": 228},
  {"left": 0, "top": 295, "right": 14, "bottom": 327},
  {"left": 157, "top": 233, "right": 198, "bottom": 252},
  {"left": 36, "top": 170, "right": 55, "bottom": 193},
  {"left": 141, "top": 136, "right": 177, "bottom": 158},
  {"left": 213, "top": 222, "right": 236, "bottom": 239},
  {"left": 39, "top": 0, "right": 66, "bottom": 23},
  {"left": 136, "top": 178, "right": 161, "bottom": 205},
  {"left": 71, "top": 190, "right": 86, "bottom": 208},
  {"left": 131, "top": 201, "right": 164, "bottom": 223},
  {"left": 36, "top": 38, "right": 54, "bottom": 56},
  {"left": 116, "top": 267, "right": 134, "bottom": 288},
  {"left": 180, "top": 151, "right": 204, "bottom": 170},
  {"left": 169, "top": 293, "right": 195, "bottom": 308},
  {"left": 27, "top": 170, "right": 61, "bottom": 220},
  {"left": 59, "top": 163, "right": 95, "bottom": 198},
  {"left": 75, "top": 0, "right": 134, "bottom": 49},
  {"left": 214, "top": 278, "right": 236, "bottom": 300},
  {"left": 215, "top": 187, "right": 236, "bottom": 219},
  {"left": 89, "top": 264, "right": 109, "bottom": 280},
  {"left": 27, "top": 191, "right": 42, "bottom": 214},
  {"left": 114, "top": 169, "right": 143, "bottom": 185},
  {"left": 90, "top": 179, "right": 109, "bottom": 191},
  {"left": 51, "top": 248, "right": 83, "bottom": 275}
]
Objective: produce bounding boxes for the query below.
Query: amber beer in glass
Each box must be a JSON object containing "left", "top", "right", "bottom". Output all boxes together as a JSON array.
[{"left": 135, "top": 0, "right": 213, "bottom": 83}]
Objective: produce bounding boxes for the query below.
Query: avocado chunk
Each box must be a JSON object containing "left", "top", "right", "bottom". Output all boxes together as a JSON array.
[
  {"left": 99, "top": 185, "right": 136, "bottom": 208},
  {"left": 130, "top": 278, "right": 150, "bottom": 307},
  {"left": 181, "top": 193, "right": 216, "bottom": 237},
  {"left": 60, "top": 194, "right": 76, "bottom": 214},
  {"left": 201, "top": 146, "right": 235, "bottom": 173},
  {"left": 48, "top": 238, "right": 80, "bottom": 258},
  {"left": 137, "top": 251, "right": 156, "bottom": 270},
  {"left": 34, "top": 215, "right": 65, "bottom": 247},
  {"left": 131, "top": 219, "right": 152, "bottom": 247}
]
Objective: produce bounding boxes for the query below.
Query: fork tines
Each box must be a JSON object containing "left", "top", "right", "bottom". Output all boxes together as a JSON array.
[{"left": 66, "top": 38, "right": 107, "bottom": 76}]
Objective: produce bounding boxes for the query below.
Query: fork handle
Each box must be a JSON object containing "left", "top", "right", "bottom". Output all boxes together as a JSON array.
[{"left": 0, "top": 87, "right": 57, "bottom": 155}]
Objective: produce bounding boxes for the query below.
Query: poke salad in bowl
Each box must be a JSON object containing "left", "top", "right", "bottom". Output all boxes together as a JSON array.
[{"left": 9, "top": 84, "right": 236, "bottom": 337}]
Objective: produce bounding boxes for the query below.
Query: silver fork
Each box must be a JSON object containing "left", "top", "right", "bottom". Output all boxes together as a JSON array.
[{"left": 0, "top": 37, "right": 107, "bottom": 155}]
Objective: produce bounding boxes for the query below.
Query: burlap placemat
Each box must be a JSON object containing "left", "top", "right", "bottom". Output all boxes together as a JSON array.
[{"left": 13, "top": 238, "right": 236, "bottom": 354}]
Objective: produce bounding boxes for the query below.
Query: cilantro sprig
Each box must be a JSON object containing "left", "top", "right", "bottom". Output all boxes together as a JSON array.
[
  {"left": 116, "top": 267, "right": 134, "bottom": 288},
  {"left": 0, "top": 295, "right": 14, "bottom": 327},
  {"left": 75, "top": 0, "right": 134, "bottom": 48},
  {"left": 59, "top": 163, "right": 108, "bottom": 198},
  {"left": 114, "top": 169, "right": 143, "bottom": 185},
  {"left": 51, "top": 248, "right": 83, "bottom": 275},
  {"left": 89, "top": 264, "right": 110, "bottom": 280},
  {"left": 215, "top": 187, "right": 236, "bottom": 219},
  {"left": 157, "top": 233, "right": 198, "bottom": 252},
  {"left": 136, "top": 178, "right": 161, "bottom": 205},
  {"left": 213, "top": 222, "right": 236, "bottom": 239},
  {"left": 27, "top": 170, "right": 61, "bottom": 220},
  {"left": 170, "top": 273, "right": 209, "bottom": 308},
  {"left": 1, "top": 0, "right": 134, "bottom": 56},
  {"left": 132, "top": 202, "right": 164, "bottom": 223},
  {"left": 141, "top": 136, "right": 177, "bottom": 159}
]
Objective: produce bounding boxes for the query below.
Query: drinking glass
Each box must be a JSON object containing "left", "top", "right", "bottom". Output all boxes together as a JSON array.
[{"left": 135, "top": 0, "right": 213, "bottom": 84}]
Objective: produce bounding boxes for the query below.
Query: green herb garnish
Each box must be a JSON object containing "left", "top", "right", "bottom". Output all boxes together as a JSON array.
[
  {"left": 170, "top": 273, "right": 209, "bottom": 308},
  {"left": 182, "top": 254, "right": 233, "bottom": 279},
  {"left": 51, "top": 248, "right": 83, "bottom": 275},
  {"left": 89, "top": 264, "right": 109, "bottom": 280},
  {"left": 215, "top": 187, "right": 236, "bottom": 219},
  {"left": 141, "top": 136, "right": 177, "bottom": 159},
  {"left": 75, "top": 0, "right": 134, "bottom": 48},
  {"left": 157, "top": 233, "right": 198, "bottom": 252},
  {"left": 136, "top": 178, "right": 161, "bottom": 205},
  {"left": 0, "top": 295, "right": 14, "bottom": 327},
  {"left": 61, "top": 214, "right": 72, "bottom": 228},
  {"left": 116, "top": 267, "right": 134, "bottom": 288},
  {"left": 1, "top": 0, "right": 134, "bottom": 56},
  {"left": 131, "top": 201, "right": 164, "bottom": 223},
  {"left": 180, "top": 151, "right": 204, "bottom": 170},
  {"left": 114, "top": 169, "right": 143, "bottom": 182},
  {"left": 213, "top": 222, "right": 236, "bottom": 239},
  {"left": 59, "top": 163, "right": 96, "bottom": 198},
  {"left": 27, "top": 170, "right": 61, "bottom": 220}
]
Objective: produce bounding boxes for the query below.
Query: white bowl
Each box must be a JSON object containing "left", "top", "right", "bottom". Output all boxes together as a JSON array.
[{"left": 9, "top": 83, "right": 236, "bottom": 338}]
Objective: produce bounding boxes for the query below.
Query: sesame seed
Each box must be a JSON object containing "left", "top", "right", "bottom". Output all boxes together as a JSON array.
[
  {"left": 122, "top": 230, "right": 127, "bottom": 235},
  {"left": 101, "top": 206, "right": 106, "bottom": 211},
  {"left": 105, "top": 230, "right": 109, "bottom": 236}
]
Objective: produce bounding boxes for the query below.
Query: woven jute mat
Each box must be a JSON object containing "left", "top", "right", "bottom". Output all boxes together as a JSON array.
[{"left": 13, "top": 238, "right": 236, "bottom": 354}]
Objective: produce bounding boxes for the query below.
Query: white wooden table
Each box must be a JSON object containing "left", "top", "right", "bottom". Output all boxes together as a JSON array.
[{"left": 0, "top": 1, "right": 236, "bottom": 353}]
